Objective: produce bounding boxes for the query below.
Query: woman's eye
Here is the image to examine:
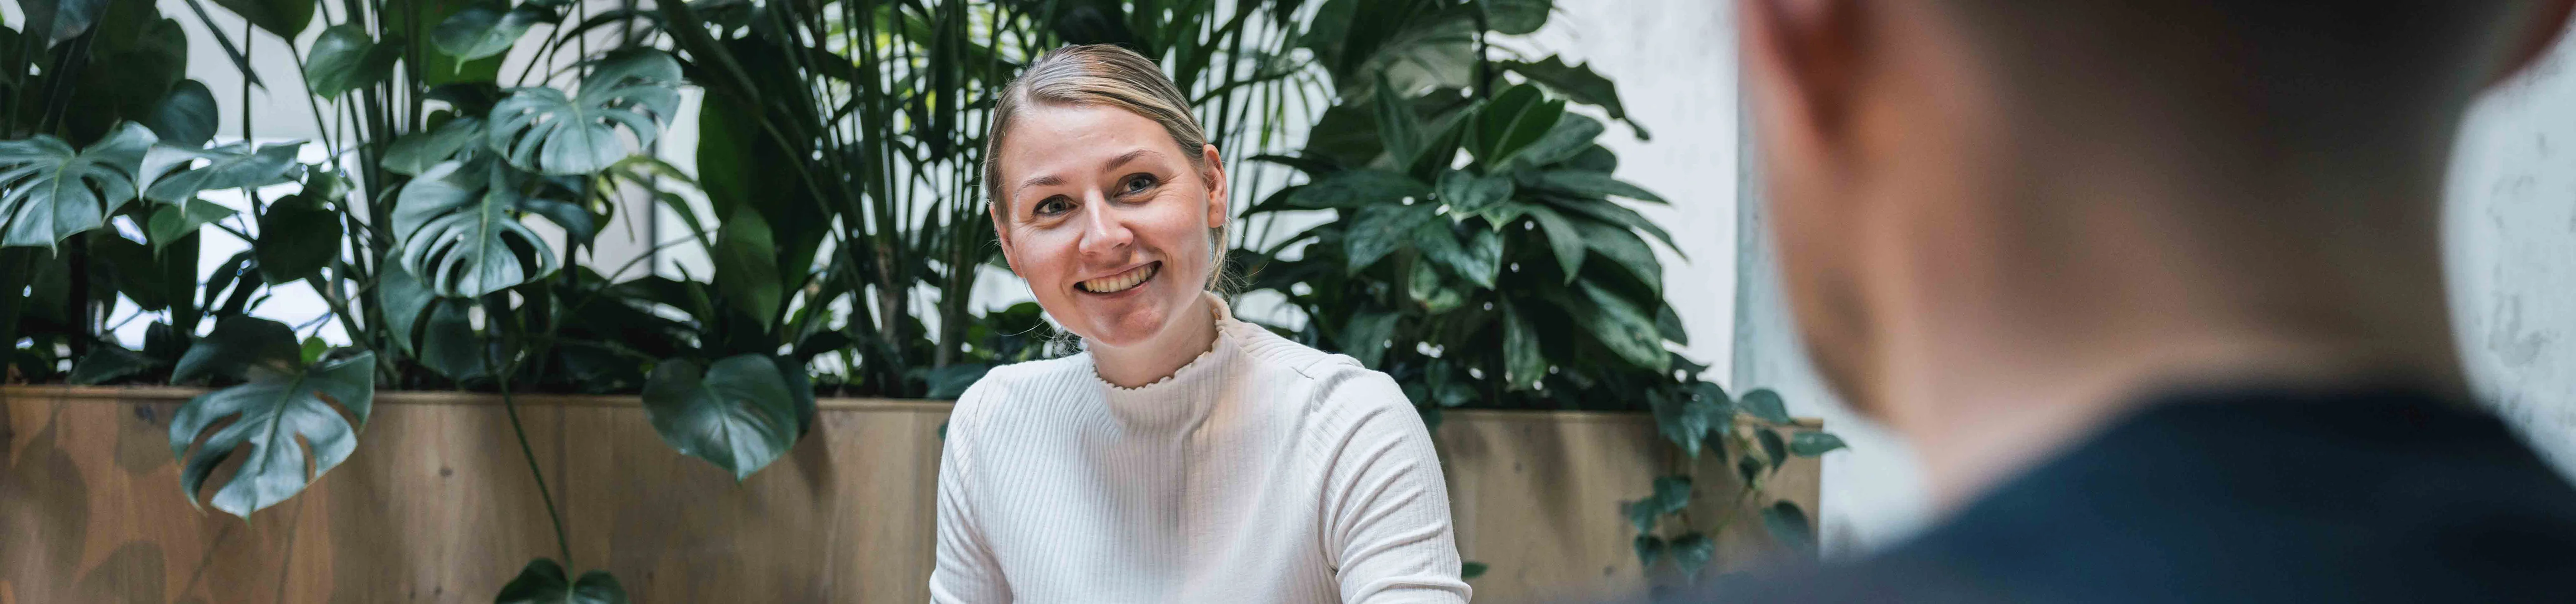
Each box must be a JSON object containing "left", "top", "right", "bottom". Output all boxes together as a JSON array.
[
  {"left": 1033, "top": 197, "right": 1071, "bottom": 215},
  {"left": 1121, "top": 174, "right": 1158, "bottom": 195}
]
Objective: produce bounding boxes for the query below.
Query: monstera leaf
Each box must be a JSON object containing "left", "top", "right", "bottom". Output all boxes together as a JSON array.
[
  {"left": 487, "top": 48, "right": 680, "bottom": 176},
  {"left": 0, "top": 122, "right": 153, "bottom": 250},
  {"left": 304, "top": 25, "right": 406, "bottom": 100},
  {"left": 168, "top": 348, "right": 376, "bottom": 517},
  {"left": 141, "top": 140, "right": 305, "bottom": 203},
  {"left": 640, "top": 354, "right": 802, "bottom": 480},
  {"left": 432, "top": 2, "right": 558, "bottom": 61},
  {"left": 392, "top": 159, "right": 560, "bottom": 297},
  {"left": 496, "top": 559, "right": 628, "bottom": 604}
]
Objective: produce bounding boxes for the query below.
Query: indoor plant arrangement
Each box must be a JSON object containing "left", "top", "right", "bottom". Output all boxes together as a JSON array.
[{"left": 0, "top": 0, "right": 1833, "bottom": 599}]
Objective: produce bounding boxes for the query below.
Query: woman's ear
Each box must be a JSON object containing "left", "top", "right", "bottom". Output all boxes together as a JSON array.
[
  {"left": 987, "top": 201, "right": 1022, "bottom": 275},
  {"left": 1200, "top": 143, "right": 1229, "bottom": 228}
]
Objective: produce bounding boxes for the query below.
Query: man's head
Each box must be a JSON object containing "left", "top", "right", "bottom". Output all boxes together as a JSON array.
[{"left": 1740, "top": 1, "right": 2574, "bottom": 422}]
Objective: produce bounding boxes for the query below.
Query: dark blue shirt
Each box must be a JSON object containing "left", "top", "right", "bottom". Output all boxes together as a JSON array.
[{"left": 1675, "top": 387, "right": 2576, "bottom": 603}]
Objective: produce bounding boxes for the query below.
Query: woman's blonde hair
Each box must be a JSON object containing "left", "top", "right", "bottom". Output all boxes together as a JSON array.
[{"left": 984, "top": 44, "right": 1231, "bottom": 293}]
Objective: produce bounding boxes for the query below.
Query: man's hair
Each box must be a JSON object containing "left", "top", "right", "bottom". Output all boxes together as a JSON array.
[{"left": 1942, "top": 2, "right": 2527, "bottom": 143}]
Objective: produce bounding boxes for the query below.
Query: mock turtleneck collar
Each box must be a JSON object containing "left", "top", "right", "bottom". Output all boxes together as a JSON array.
[{"left": 1094, "top": 292, "right": 1243, "bottom": 428}]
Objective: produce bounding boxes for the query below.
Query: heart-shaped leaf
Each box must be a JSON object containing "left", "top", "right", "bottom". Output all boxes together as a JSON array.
[
  {"left": 304, "top": 25, "right": 405, "bottom": 100},
  {"left": 432, "top": 2, "right": 558, "bottom": 61},
  {"left": 1738, "top": 388, "right": 1792, "bottom": 424},
  {"left": 168, "top": 349, "right": 375, "bottom": 517},
  {"left": 1761, "top": 501, "right": 1816, "bottom": 553},
  {"left": 487, "top": 48, "right": 681, "bottom": 176},
  {"left": 253, "top": 193, "right": 342, "bottom": 284},
  {"left": 1789, "top": 431, "right": 1847, "bottom": 457},
  {"left": 391, "top": 159, "right": 561, "bottom": 297},
  {"left": 495, "top": 558, "right": 628, "bottom": 604},
  {"left": 142, "top": 141, "right": 306, "bottom": 204},
  {"left": 0, "top": 122, "right": 153, "bottom": 251},
  {"left": 144, "top": 80, "right": 219, "bottom": 148},
  {"left": 641, "top": 354, "right": 802, "bottom": 480}
]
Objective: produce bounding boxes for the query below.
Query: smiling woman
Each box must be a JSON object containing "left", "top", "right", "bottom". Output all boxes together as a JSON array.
[{"left": 932, "top": 45, "right": 1472, "bottom": 603}]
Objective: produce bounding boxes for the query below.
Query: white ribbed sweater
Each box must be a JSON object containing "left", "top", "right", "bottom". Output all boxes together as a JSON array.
[{"left": 929, "top": 298, "right": 1471, "bottom": 603}]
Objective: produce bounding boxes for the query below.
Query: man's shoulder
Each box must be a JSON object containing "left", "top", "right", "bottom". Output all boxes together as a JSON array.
[{"left": 1662, "top": 388, "right": 2576, "bottom": 603}]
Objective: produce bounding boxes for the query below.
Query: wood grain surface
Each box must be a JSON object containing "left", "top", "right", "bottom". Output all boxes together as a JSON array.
[{"left": 2, "top": 386, "right": 1819, "bottom": 603}]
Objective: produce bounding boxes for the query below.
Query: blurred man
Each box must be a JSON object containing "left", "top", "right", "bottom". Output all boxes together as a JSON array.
[{"left": 1686, "top": 1, "right": 2576, "bottom": 601}]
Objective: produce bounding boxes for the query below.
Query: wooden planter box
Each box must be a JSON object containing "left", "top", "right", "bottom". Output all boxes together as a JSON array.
[{"left": 2, "top": 385, "right": 1817, "bottom": 602}]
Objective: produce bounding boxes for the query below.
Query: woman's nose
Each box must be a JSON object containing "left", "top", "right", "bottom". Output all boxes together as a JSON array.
[{"left": 1076, "top": 193, "right": 1133, "bottom": 256}]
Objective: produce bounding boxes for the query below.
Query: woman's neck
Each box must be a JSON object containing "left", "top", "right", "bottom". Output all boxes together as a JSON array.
[{"left": 1089, "top": 294, "right": 1221, "bottom": 389}]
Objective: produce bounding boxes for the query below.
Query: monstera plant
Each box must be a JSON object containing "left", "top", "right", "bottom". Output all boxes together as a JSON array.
[{"left": 1235, "top": 0, "right": 1843, "bottom": 577}]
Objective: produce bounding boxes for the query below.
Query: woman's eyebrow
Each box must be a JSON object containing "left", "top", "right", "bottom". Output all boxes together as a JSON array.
[{"left": 1011, "top": 148, "right": 1162, "bottom": 199}]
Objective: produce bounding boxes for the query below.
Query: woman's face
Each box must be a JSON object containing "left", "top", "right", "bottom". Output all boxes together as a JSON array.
[{"left": 992, "top": 103, "right": 1227, "bottom": 349}]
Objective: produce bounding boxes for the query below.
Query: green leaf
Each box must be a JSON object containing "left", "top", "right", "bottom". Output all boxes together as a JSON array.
[
  {"left": 24, "top": 0, "right": 112, "bottom": 42},
  {"left": 1739, "top": 388, "right": 1792, "bottom": 424},
  {"left": 1669, "top": 532, "right": 1715, "bottom": 577},
  {"left": 1407, "top": 260, "right": 1468, "bottom": 313},
  {"left": 1502, "top": 56, "right": 1646, "bottom": 139},
  {"left": 211, "top": 0, "right": 316, "bottom": 37},
  {"left": 1436, "top": 170, "right": 1513, "bottom": 218},
  {"left": 1652, "top": 475, "right": 1692, "bottom": 514},
  {"left": 1501, "top": 304, "right": 1546, "bottom": 389},
  {"left": 144, "top": 199, "right": 236, "bottom": 253},
  {"left": 1757, "top": 428, "right": 1788, "bottom": 470},
  {"left": 70, "top": 343, "right": 160, "bottom": 385},
  {"left": 1340, "top": 311, "right": 1400, "bottom": 368},
  {"left": 1761, "top": 501, "right": 1816, "bottom": 553},
  {"left": 1533, "top": 170, "right": 1665, "bottom": 203},
  {"left": 1461, "top": 561, "right": 1488, "bottom": 580},
  {"left": 171, "top": 315, "right": 300, "bottom": 384},
  {"left": 144, "top": 80, "right": 218, "bottom": 148},
  {"left": 168, "top": 350, "right": 375, "bottom": 517},
  {"left": 253, "top": 194, "right": 341, "bottom": 284},
  {"left": 1511, "top": 113, "right": 1608, "bottom": 171},
  {"left": 1577, "top": 281, "right": 1667, "bottom": 371},
  {"left": 1343, "top": 203, "right": 1436, "bottom": 273},
  {"left": 417, "top": 299, "right": 486, "bottom": 380},
  {"left": 1289, "top": 169, "right": 1431, "bottom": 210},
  {"left": 710, "top": 204, "right": 782, "bottom": 329},
  {"left": 1413, "top": 219, "right": 1500, "bottom": 289},
  {"left": 303, "top": 25, "right": 405, "bottom": 100},
  {"left": 375, "top": 261, "right": 434, "bottom": 355},
  {"left": 1526, "top": 205, "right": 1585, "bottom": 281},
  {"left": 381, "top": 117, "right": 486, "bottom": 176},
  {"left": 641, "top": 354, "right": 801, "bottom": 480},
  {"left": 145, "top": 141, "right": 305, "bottom": 204},
  {"left": 1471, "top": 84, "right": 1563, "bottom": 170},
  {"left": 431, "top": 2, "right": 557, "bottom": 61},
  {"left": 488, "top": 48, "right": 680, "bottom": 176},
  {"left": 1574, "top": 217, "right": 1663, "bottom": 292},
  {"left": 1371, "top": 72, "right": 1424, "bottom": 167},
  {"left": 494, "top": 558, "right": 629, "bottom": 604},
  {"left": 1479, "top": 0, "right": 1551, "bottom": 35},
  {"left": 0, "top": 122, "right": 154, "bottom": 251},
  {"left": 1633, "top": 535, "right": 1665, "bottom": 569},
  {"left": 1651, "top": 390, "right": 1724, "bottom": 457},
  {"left": 391, "top": 159, "right": 561, "bottom": 297},
  {"left": 1790, "top": 431, "right": 1847, "bottom": 457}
]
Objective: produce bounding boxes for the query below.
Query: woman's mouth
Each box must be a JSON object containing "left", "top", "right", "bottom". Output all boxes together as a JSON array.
[{"left": 1076, "top": 261, "right": 1161, "bottom": 294}]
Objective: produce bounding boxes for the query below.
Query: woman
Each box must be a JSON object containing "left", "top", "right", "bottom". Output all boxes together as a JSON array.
[{"left": 929, "top": 44, "right": 1472, "bottom": 603}]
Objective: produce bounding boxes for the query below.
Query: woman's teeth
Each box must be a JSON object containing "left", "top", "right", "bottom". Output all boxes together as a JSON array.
[{"left": 1078, "top": 263, "right": 1159, "bottom": 293}]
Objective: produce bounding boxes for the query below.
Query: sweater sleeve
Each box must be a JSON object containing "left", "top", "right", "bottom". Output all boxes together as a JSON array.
[
  {"left": 929, "top": 387, "right": 1011, "bottom": 603},
  {"left": 1319, "top": 371, "right": 1473, "bottom": 603}
]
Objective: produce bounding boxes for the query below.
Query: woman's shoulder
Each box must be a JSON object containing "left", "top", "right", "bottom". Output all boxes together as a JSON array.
[
  {"left": 947, "top": 354, "right": 1097, "bottom": 437},
  {"left": 1221, "top": 320, "right": 1414, "bottom": 417}
]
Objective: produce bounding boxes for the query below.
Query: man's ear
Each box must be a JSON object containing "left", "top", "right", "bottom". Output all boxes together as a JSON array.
[
  {"left": 2494, "top": 0, "right": 2576, "bottom": 88},
  {"left": 1739, "top": 0, "right": 1864, "bottom": 162},
  {"left": 1200, "top": 143, "right": 1230, "bottom": 228}
]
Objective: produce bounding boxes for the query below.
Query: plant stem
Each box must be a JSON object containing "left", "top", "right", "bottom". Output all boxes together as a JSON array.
[{"left": 492, "top": 354, "right": 574, "bottom": 567}]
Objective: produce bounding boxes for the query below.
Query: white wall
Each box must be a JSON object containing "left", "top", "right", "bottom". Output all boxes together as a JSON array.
[{"left": 2446, "top": 23, "right": 2576, "bottom": 481}]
